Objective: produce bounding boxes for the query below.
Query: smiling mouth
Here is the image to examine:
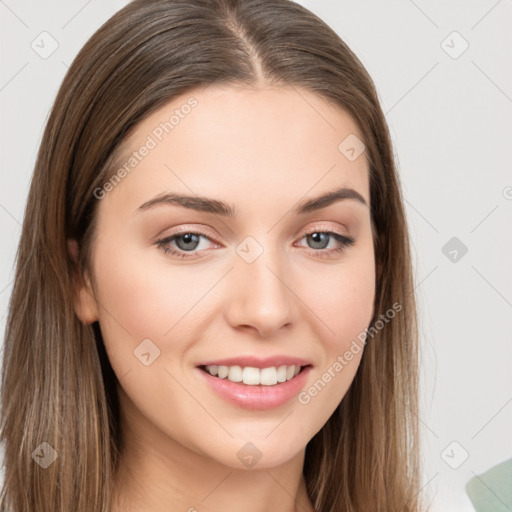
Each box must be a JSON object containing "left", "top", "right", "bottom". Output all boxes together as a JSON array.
[{"left": 198, "top": 364, "right": 310, "bottom": 386}]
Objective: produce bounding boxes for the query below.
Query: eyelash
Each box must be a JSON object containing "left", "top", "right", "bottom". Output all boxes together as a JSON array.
[{"left": 155, "top": 228, "right": 355, "bottom": 260}]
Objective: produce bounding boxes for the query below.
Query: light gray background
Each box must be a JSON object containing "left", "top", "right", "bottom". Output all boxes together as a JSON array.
[{"left": 1, "top": 1, "right": 511, "bottom": 511}]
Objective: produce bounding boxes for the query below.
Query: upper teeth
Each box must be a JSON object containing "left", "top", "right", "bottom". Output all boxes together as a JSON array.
[{"left": 205, "top": 364, "right": 301, "bottom": 386}]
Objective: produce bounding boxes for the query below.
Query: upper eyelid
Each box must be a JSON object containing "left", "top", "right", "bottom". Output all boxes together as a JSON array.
[
  {"left": 161, "top": 221, "right": 349, "bottom": 240},
  {"left": 305, "top": 222, "right": 349, "bottom": 235},
  {"left": 159, "top": 225, "right": 350, "bottom": 252}
]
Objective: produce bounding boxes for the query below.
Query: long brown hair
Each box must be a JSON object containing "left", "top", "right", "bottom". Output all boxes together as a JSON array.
[{"left": 0, "top": 0, "right": 421, "bottom": 510}]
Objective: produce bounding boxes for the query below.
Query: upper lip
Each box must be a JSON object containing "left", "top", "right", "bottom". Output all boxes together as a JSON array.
[{"left": 196, "top": 355, "right": 312, "bottom": 369}]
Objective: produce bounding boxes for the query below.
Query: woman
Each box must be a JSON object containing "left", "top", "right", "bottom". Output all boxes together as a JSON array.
[{"left": 0, "top": 0, "right": 421, "bottom": 510}]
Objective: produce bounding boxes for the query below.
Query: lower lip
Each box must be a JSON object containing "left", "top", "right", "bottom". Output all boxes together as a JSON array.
[{"left": 195, "top": 366, "right": 313, "bottom": 410}]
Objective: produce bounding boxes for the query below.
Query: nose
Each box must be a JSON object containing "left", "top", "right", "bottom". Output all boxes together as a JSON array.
[{"left": 223, "top": 244, "right": 297, "bottom": 338}]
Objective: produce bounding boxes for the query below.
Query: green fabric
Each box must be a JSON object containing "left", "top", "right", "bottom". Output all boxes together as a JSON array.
[{"left": 466, "top": 458, "right": 512, "bottom": 512}]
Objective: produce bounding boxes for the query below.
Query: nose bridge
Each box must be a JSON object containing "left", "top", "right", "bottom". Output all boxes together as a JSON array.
[{"left": 225, "top": 234, "right": 296, "bottom": 335}]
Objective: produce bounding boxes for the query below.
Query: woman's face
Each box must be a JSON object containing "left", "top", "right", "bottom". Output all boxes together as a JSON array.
[{"left": 74, "top": 84, "right": 375, "bottom": 470}]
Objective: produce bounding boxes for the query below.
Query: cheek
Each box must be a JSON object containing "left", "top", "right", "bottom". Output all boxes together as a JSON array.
[
  {"left": 91, "top": 239, "right": 202, "bottom": 340},
  {"left": 90, "top": 236, "right": 226, "bottom": 386},
  {"left": 295, "top": 245, "right": 375, "bottom": 350},
  {"left": 292, "top": 252, "right": 375, "bottom": 438},
  {"left": 89, "top": 242, "right": 183, "bottom": 385},
  {"left": 93, "top": 254, "right": 161, "bottom": 338},
  {"left": 90, "top": 242, "right": 204, "bottom": 419},
  {"left": 334, "top": 262, "right": 375, "bottom": 338}
]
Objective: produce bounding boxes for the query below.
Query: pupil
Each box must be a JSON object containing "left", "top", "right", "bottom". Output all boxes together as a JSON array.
[
  {"left": 309, "top": 232, "right": 328, "bottom": 249},
  {"left": 177, "top": 233, "right": 199, "bottom": 251}
]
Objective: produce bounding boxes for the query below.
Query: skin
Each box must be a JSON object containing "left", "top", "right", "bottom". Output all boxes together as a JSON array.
[{"left": 70, "top": 83, "right": 375, "bottom": 512}]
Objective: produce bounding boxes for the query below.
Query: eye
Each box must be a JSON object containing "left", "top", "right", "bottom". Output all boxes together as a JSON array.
[
  {"left": 155, "top": 228, "right": 355, "bottom": 260},
  {"left": 296, "top": 230, "right": 355, "bottom": 259},
  {"left": 156, "top": 231, "right": 216, "bottom": 260}
]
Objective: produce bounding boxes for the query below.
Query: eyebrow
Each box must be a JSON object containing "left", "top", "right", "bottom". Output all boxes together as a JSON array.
[{"left": 135, "top": 186, "right": 368, "bottom": 217}]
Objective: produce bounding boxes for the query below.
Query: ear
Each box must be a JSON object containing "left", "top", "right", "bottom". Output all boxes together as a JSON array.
[{"left": 67, "top": 238, "right": 99, "bottom": 325}]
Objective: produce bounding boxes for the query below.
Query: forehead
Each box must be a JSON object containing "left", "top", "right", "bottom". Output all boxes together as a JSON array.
[{"left": 102, "top": 84, "right": 370, "bottom": 215}]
